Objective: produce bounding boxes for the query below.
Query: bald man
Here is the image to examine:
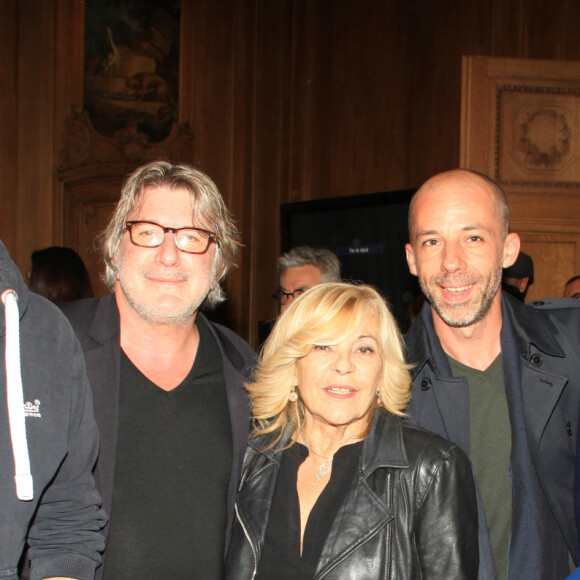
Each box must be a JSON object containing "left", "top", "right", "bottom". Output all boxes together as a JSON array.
[{"left": 404, "top": 169, "right": 579, "bottom": 580}]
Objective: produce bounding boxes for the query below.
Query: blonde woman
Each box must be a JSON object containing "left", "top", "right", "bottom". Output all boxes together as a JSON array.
[{"left": 226, "top": 283, "right": 478, "bottom": 579}]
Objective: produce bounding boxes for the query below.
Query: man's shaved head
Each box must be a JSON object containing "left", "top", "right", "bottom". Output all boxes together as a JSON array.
[{"left": 408, "top": 169, "right": 510, "bottom": 241}]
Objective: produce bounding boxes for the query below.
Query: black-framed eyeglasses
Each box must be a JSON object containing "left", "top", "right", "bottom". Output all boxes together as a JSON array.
[
  {"left": 124, "top": 221, "right": 218, "bottom": 254},
  {"left": 272, "top": 287, "right": 309, "bottom": 305}
]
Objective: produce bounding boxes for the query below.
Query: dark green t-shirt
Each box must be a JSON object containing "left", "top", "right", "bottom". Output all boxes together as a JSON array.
[{"left": 448, "top": 354, "right": 511, "bottom": 580}]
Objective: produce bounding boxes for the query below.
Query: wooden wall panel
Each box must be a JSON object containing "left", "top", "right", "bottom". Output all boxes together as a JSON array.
[
  {"left": 307, "top": 1, "right": 412, "bottom": 197},
  {"left": 461, "top": 56, "right": 580, "bottom": 300},
  {"left": 4, "top": 0, "right": 580, "bottom": 344},
  {"left": 14, "top": 0, "right": 56, "bottom": 271},
  {"left": 519, "top": 235, "right": 579, "bottom": 302},
  {"left": 0, "top": 0, "right": 18, "bottom": 253}
]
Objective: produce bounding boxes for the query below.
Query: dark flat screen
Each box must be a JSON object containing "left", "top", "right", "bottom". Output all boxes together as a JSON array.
[{"left": 280, "top": 189, "right": 420, "bottom": 332}]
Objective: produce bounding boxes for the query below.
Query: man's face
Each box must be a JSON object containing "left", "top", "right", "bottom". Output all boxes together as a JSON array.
[
  {"left": 279, "top": 264, "right": 323, "bottom": 313},
  {"left": 114, "top": 185, "right": 219, "bottom": 325},
  {"left": 405, "top": 172, "right": 519, "bottom": 328}
]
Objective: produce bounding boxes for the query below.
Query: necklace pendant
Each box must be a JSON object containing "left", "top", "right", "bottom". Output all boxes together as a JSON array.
[{"left": 312, "top": 461, "right": 331, "bottom": 485}]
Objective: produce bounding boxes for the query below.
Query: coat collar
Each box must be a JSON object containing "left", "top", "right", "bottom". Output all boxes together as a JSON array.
[
  {"left": 249, "top": 411, "right": 410, "bottom": 476},
  {"left": 88, "top": 294, "right": 253, "bottom": 372},
  {"left": 501, "top": 292, "right": 565, "bottom": 358},
  {"left": 405, "top": 291, "right": 566, "bottom": 377},
  {"left": 88, "top": 293, "right": 120, "bottom": 345}
]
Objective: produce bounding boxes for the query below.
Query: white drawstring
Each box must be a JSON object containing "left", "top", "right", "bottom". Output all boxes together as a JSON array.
[{"left": 2, "top": 289, "right": 33, "bottom": 500}]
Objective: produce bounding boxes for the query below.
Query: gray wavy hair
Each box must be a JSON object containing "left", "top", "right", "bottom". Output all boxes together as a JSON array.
[
  {"left": 100, "top": 161, "right": 240, "bottom": 309},
  {"left": 277, "top": 246, "right": 341, "bottom": 283}
]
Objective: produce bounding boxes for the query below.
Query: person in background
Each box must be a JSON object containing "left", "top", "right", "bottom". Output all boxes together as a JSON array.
[
  {"left": 0, "top": 239, "right": 106, "bottom": 580},
  {"left": 60, "top": 161, "right": 255, "bottom": 579},
  {"left": 404, "top": 168, "right": 579, "bottom": 579},
  {"left": 29, "top": 246, "right": 94, "bottom": 303},
  {"left": 273, "top": 246, "right": 341, "bottom": 314},
  {"left": 564, "top": 275, "right": 580, "bottom": 299},
  {"left": 501, "top": 250, "right": 534, "bottom": 302},
  {"left": 227, "top": 282, "right": 478, "bottom": 579},
  {"left": 258, "top": 246, "right": 343, "bottom": 345}
]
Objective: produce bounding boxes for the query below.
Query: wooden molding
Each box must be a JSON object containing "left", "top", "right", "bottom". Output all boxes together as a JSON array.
[
  {"left": 461, "top": 55, "right": 580, "bottom": 299},
  {"left": 58, "top": 106, "right": 195, "bottom": 171}
]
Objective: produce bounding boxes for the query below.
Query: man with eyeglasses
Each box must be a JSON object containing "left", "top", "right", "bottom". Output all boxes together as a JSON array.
[
  {"left": 273, "top": 246, "right": 342, "bottom": 314},
  {"left": 60, "top": 161, "right": 254, "bottom": 579}
]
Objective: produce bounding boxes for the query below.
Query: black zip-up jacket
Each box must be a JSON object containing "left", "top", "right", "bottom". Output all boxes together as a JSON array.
[{"left": 226, "top": 411, "right": 479, "bottom": 579}]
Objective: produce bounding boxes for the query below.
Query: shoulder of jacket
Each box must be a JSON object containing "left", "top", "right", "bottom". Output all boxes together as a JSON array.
[
  {"left": 527, "top": 297, "right": 580, "bottom": 311},
  {"left": 205, "top": 317, "right": 256, "bottom": 368},
  {"left": 400, "top": 420, "right": 463, "bottom": 462},
  {"left": 59, "top": 297, "right": 101, "bottom": 327}
]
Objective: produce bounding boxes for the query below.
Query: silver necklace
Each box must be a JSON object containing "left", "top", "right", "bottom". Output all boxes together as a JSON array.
[{"left": 300, "top": 429, "right": 334, "bottom": 485}]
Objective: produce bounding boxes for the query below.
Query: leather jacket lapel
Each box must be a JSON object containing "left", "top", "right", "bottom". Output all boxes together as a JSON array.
[
  {"left": 315, "top": 474, "right": 394, "bottom": 577},
  {"left": 315, "top": 413, "right": 407, "bottom": 577}
]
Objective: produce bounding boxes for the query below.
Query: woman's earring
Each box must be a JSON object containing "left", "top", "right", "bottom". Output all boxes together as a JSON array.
[
  {"left": 376, "top": 390, "right": 382, "bottom": 406},
  {"left": 289, "top": 388, "right": 298, "bottom": 402}
]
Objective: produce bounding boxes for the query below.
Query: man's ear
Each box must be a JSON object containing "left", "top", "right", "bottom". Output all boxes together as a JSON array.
[
  {"left": 502, "top": 232, "right": 521, "bottom": 268},
  {"left": 405, "top": 243, "right": 418, "bottom": 276},
  {"left": 517, "top": 277, "right": 530, "bottom": 293}
]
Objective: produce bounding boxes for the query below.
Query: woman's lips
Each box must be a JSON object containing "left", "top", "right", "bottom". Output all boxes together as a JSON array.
[{"left": 323, "top": 386, "right": 356, "bottom": 398}]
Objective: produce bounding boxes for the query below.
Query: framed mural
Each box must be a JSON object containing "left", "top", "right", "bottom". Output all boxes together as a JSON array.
[{"left": 83, "top": 0, "right": 181, "bottom": 143}]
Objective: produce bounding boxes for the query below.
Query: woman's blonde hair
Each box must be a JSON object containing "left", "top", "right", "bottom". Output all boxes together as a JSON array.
[{"left": 246, "top": 282, "right": 412, "bottom": 445}]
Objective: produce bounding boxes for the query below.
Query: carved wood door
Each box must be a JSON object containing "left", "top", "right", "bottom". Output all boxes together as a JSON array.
[{"left": 461, "top": 56, "right": 580, "bottom": 301}]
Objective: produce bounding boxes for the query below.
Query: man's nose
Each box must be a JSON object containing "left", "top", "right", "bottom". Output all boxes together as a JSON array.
[
  {"left": 156, "top": 233, "right": 180, "bottom": 265},
  {"left": 441, "top": 243, "right": 466, "bottom": 273}
]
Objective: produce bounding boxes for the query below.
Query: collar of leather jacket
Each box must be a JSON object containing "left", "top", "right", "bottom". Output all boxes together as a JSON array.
[{"left": 247, "top": 411, "right": 412, "bottom": 479}]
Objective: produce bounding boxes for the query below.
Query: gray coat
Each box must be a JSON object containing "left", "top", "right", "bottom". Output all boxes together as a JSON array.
[
  {"left": 405, "top": 292, "right": 580, "bottom": 579},
  {"left": 0, "top": 241, "right": 105, "bottom": 580}
]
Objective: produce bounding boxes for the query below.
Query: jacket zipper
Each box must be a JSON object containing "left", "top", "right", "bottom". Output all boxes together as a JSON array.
[{"left": 234, "top": 503, "right": 258, "bottom": 579}]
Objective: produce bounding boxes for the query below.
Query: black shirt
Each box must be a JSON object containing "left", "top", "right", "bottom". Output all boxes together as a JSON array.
[
  {"left": 103, "top": 317, "right": 232, "bottom": 579},
  {"left": 256, "top": 441, "right": 362, "bottom": 579}
]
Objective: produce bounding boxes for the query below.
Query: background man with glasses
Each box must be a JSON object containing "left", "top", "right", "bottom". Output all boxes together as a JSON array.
[
  {"left": 273, "top": 245, "right": 342, "bottom": 314},
  {"left": 257, "top": 246, "right": 342, "bottom": 345},
  {"left": 61, "top": 161, "right": 255, "bottom": 579}
]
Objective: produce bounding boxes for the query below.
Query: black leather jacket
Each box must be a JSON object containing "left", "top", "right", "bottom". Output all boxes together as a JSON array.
[{"left": 226, "top": 411, "right": 479, "bottom": 579}]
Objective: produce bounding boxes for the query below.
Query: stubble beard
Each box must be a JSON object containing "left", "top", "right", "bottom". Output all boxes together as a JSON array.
[
  {"left": 117, "top": 260, "right": 217, "bottom": 326},
  {"left": 419, "top": 264, "right": 503, "bottom": 328}
]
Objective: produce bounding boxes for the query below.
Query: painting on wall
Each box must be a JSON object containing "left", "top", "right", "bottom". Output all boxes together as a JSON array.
[{"left": 84, "top": 0, "right": 181, "bottom": 143}]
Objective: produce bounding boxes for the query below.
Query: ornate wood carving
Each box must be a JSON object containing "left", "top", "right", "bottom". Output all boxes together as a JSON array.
[
  {"left": 58, "top": 106, "right": 194, "bottom": 171},
  {"left": 461, "top": 56, "right": 580, "bottom": 301},
  {"left": 495, "top": 85, "right": 579, "bottom": 186}
]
